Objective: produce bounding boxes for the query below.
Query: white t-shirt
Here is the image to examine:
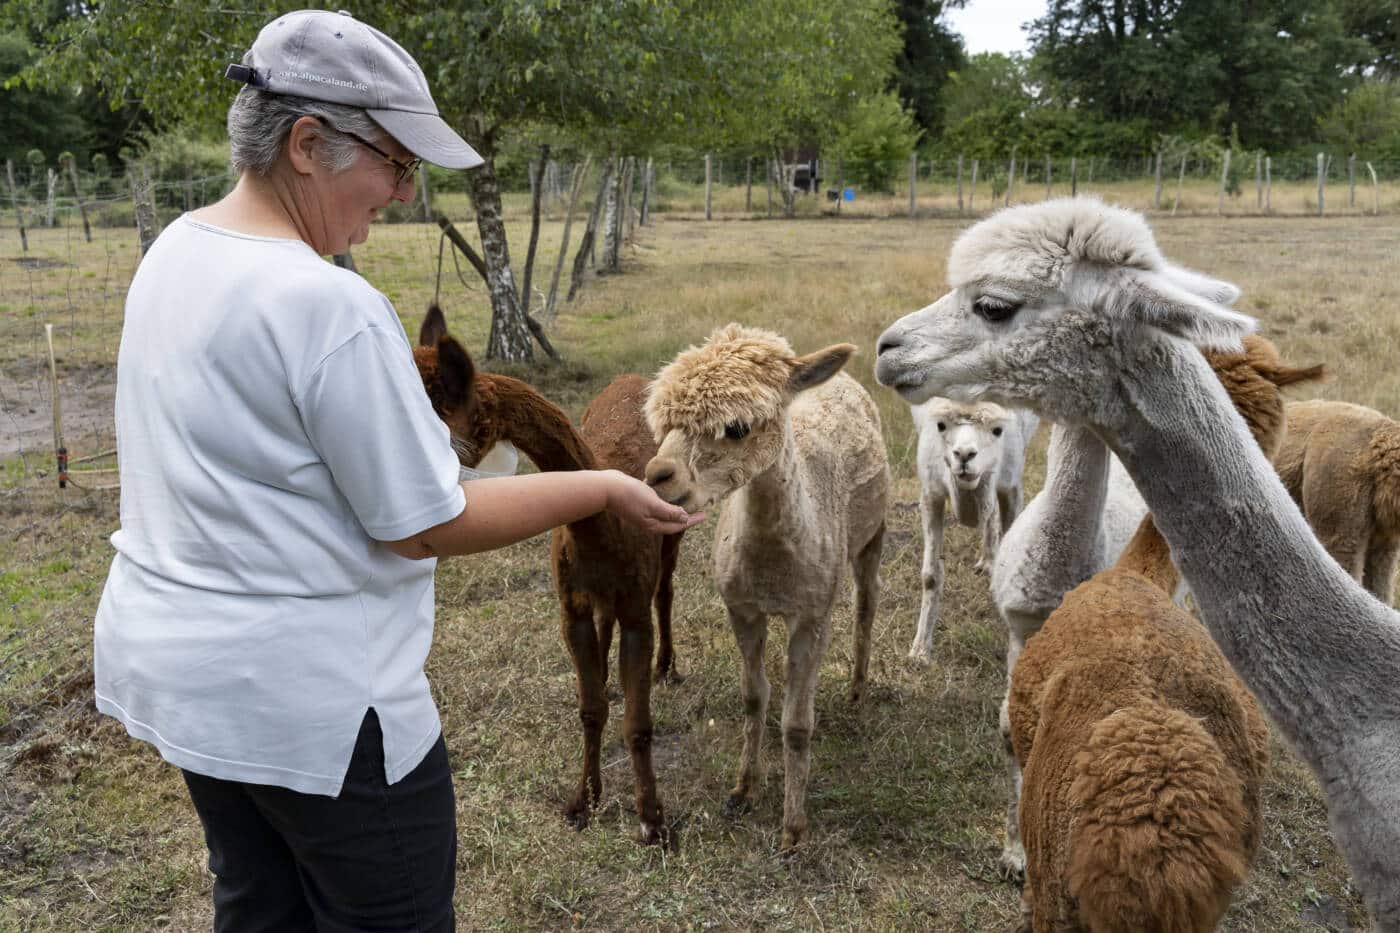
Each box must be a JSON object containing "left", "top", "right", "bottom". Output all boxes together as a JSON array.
[{"left": 94, "top": 215, "right": 466, "bottom": 796}]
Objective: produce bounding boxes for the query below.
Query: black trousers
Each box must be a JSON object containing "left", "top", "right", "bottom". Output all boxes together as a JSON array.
[{"left": 182, "top": 709, "right": 456, "bottom": 933}]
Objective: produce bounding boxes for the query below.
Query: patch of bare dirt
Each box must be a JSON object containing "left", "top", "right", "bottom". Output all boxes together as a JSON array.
[{"left": 0, "top": 359, "right": 115, "bottom": 459}]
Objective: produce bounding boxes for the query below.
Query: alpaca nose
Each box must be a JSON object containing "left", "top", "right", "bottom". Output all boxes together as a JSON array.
[
  {"left": 645, "top": 460, "right": 676, "bottom": 488},
  {"left": 876, "top": 333, "right": 902, "bottom": 357},
  {"left": 955, "top": 448, "right": 977, "bottom": 465}
]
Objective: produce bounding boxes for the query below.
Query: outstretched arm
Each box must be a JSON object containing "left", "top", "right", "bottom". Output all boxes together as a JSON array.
[{"left": 383, "top": 469, "right": 704, "bottom": 560}]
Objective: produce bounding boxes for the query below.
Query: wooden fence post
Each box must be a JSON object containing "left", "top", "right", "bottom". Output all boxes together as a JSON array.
[
  {"left": 704, "top": 154, "right": 712, "bottom": 221},
  {"left": 835, "top": 157, "right": 844, "bottom": 214},
  {"left": 1255, "top": 153, "right": 1262, "bottom": 210},
  {"left": 640, "top": 157, "right": 654, "bottom": 226},
  {"left": 1045, "top": 154, "right": 1052, "bottom": 199},
  {"left": 1367, "top": 162, "right": 1379, "bottom": 215},
  {"left": 766, "top": 158, "right": 774, "bottom": 217},
  {"left": 1172, "top": 155, "right": 1186, "bottom": 217},
  {"left": 908, "top": 152, "right": 917, "bottom": 217},
  {"left": 1265, "top": 156, "right": 1272, "bottom": 212},
  {"left": 8, "top": 159, "right": 29, "bottom": 251},
  {"left": 1348, "top": 153, "right": 1356, "bottom": 208},
  {"left": 63, "top": 156, "right": 91, "bottom": 243},
  {"left": 1070, "top": 156, "right": 1078, "bottom": 197},
  {"left": 1006, "top": 146, "right": 1017, "bottom": 206},
  {"left": 1218, "top": 149, "right": 1231, "bottom": 215},
  {"left": 131, "top": 164, "right": 161, "bottom": 255},
  {"left": 969, "top": 159, "right": 978, "bottom": 210},
  {"left": 956, "top": 154, "right": 964, "bottom": 212},
  {"left": 1152, "top": 151, "right": 1163, "bottom": 210},
  {"left": 1316, "top": 152, "right": 1325, "bottom": 216},
  {"left": 419, "top": 164, "right": 433, "bottom": 222},
  {"left": 45, "top": 169, "right": 57, "bottom": 226}
]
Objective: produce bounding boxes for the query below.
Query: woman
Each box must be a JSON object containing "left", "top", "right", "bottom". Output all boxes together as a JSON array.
[{"left": 93, "top": 10, "right": 700, "bottom": 931}]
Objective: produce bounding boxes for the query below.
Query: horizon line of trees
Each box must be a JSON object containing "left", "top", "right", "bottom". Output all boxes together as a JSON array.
[{"left": 3, "top": 0, "right": 1397, "bottom": 360}]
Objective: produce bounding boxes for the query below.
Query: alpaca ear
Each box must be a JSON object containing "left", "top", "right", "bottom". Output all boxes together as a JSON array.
[
  {"left": 1121, "top": 269, "right": 1257, "bottom": 351},
  {"left": 1159, "top": 264, "right": 1242, "bottom": 307},
  {"left": 419, "top": 303, "right": 449, "bottom": 347},
  {"left": 435, "top": 335, "right": 476, "bottom": 410},
  {"left": 789, "top": 343, "right": 856, "bottom": 393}
]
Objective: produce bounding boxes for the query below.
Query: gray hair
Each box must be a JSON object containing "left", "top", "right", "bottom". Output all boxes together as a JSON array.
[{"left": 227, "top": 60, "right": 386, "bottom": 176}]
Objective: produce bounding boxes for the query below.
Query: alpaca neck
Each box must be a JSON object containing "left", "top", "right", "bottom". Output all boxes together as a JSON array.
[
  {"left": 1114, "top": 516, "right": 1179, "bottom": 593},
  {"left": 1035, "top": 422, "right": 1114, "bottom": 574},
  {"left": 1107, "top": 338, "right": 1400, "bottom": 746},
  {"left": 735, "top": 422, "right": 810, "bottom": 541},
  {"left": 488, "top": 376, "right": 598, "bottom": 474}
]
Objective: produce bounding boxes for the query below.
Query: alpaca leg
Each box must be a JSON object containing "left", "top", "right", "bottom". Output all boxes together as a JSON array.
[
  {"left": 909, "top": 492, "right": 946, "bottom": 663},
  {"left": 975, "top": 483, "right": 1002, "bottom": 573},
  {"left": 849, "top": 522, "right": 883, "bottom": 703},
  {"left": 1363, "top": 536, "right": 1399, "bottom": 607},
  {"left": 1302, "top": 474, "right": 1368, "bottom": 584},
  {"left": 653, "top": 532, "right": 683, "bottom": 683},
  {"left": 999, "top": 483, "right": 1023, "bottom": 534},
  {"left": 1000, "top": 632, "right": 1027, "bottom": 881},
  {"left": 779, "top": 614, "right": 833, "bottom": 850},
  {"left": 561, "top": 598, "right": 608, "bottom": 830},
  {"left": 617, "top": 605, "right": 666, "bottom": 846},
  {"left": 725, "top": 607, "right": 769, "bottom": 817}
]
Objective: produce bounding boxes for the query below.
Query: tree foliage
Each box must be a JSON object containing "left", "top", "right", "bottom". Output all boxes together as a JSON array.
[
  {"left": 1027, "top": 0, "right": 1368, "bottom": 150},
  {"left": 891, "top": 0, "right": 965, "bottom": 136}
]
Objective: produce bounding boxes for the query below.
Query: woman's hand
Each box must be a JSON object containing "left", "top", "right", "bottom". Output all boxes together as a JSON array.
[{"left": 603, "top": 470, "right": 705, "bottom": 534}]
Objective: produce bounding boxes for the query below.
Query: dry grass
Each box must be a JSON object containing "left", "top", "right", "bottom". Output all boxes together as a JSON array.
[{"left": 3, "top": 206, "right": 1397, "bottom": 931}]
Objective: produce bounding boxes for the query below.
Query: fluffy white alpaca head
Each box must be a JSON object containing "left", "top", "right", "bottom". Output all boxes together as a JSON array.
[
  {"left": 874, "top": 198, "right": 1254, "bottom": 426},
  {"left": 916, "top": 398, "right": 1014, "bottom": 490}
]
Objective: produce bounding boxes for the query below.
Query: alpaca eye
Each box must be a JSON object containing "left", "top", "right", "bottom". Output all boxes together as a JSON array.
[
  {"left": 724, "top": 421, "right": 750, "bottom": 440},
  {"left": 992, "top": 426, "right": 1004, "bottom": 437},
  {"left": 973, "top": 296, "right": 1021, "bottom": 323},
  {"left": 936, "top": 422, "right": 946, "bottom": 432}
]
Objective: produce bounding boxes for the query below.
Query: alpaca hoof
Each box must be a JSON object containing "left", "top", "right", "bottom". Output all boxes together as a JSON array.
[
  {"left": 847, "top": 681, "right": 865, "bottom": 704},
  {"left": 563, "top": 797, "right": 592, "bottom": 832},
  {"left": 906, "top": 648, "right": 934, "bottom": 667},
  {"left": 999, "top": 843, "right": 1026, "bottom": 885},
  {"left": 973, "top": 559, "right": 990, "bottom": 575},
  {"left": 722, "top": 794, "right": 753, "bottom": 820},
  {"left": 654, "top": 666, "right": 684, "bottom": 686},
  {"left": 779, "top": 826, "right": 807, "bottom": 851},
  {"left": 638, "top": 819, "right": 669, "bottom": 847}
]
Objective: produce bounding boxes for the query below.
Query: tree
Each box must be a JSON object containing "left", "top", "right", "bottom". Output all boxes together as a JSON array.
[
  {"left": 1027, "top": 0, "right": 1367, "bottom": 150},
  {"left": 1339, "top": 0, "right": 1400, "bottom": 75},
  {"left": 0, "top": 30, "right": 92, "bottom": 166},
  {"left": 891, "top": 0, "right": 965, "bottom": 137}
]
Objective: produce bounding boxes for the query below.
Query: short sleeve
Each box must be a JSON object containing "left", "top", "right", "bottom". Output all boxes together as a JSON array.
[{"left": 297, "top": 325, "right": 465, "bottom": 541}]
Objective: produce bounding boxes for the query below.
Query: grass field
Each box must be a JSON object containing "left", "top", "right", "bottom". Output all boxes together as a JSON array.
[{"left": 2, "top": 198, "right": 1398, "bottom": 930}]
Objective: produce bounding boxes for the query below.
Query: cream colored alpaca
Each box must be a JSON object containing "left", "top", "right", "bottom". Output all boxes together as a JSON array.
[
  {"left": 1274, "top": 400, "right": 1400, "bottom": 606},
  {"left": 875, "top": 197, "right": 1400, "bottom": 929},
  {"left": 908, "top": 398, "right": 1038, "bottom": 662},
  {"left": 644, "top": 324, "right": 890, "bottom": 849}
]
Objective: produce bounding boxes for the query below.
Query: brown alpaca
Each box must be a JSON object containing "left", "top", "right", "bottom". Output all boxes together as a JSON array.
[
  {"left": 414, "top": 305, "right": 684, "bottom": 845},
  {"left": 1008, "top": 336, "right": 1322, "bottom": 932},
  {"left": 1273, "top": 399, "right": 1400, "bottom": 606}
]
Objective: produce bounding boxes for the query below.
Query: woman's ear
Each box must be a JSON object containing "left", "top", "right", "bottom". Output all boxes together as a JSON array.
[{"left": 285, "top": 115, "right": 324, "bottom": 177}]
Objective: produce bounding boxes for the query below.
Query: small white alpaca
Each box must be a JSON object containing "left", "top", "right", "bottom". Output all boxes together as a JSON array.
[{"left": 908, "top": 398, "right": 1037, "bottom": 662}]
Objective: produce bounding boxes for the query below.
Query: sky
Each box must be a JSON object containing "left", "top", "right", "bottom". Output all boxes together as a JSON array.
[{"left": 944, "top": 0, "right": 1047, "bottom": 56}]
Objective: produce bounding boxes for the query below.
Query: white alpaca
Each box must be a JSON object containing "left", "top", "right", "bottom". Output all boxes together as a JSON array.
[
  {"left": 908, "top": 398, "right": 1038, "bottom": 662},
  {"left": 875, "top": 197, "right": 1400, "bottom": 929}
]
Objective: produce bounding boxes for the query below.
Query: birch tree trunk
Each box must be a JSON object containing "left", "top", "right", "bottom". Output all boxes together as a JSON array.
[
  {"left": 131, "top": 164, "right": 161, "bottom": 255},
  {"left": 773, "top": 148, "right": 797, "bottom": 217},
  {"left": 601, "top": 156, "right": 624, "bottom": 272},
  {"left": 520, "top": 143, "right": 549, "bottom": 317},
  {"left": 467, "top": 151, "right": 534, "bottom": 362}
]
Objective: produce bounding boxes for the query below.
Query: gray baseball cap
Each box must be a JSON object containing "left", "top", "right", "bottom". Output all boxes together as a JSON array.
[{"left": 226, "top": 9, "right": 483, "bottom": 170}]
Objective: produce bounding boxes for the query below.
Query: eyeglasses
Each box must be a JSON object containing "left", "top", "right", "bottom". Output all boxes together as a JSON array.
[{"left": 342, "top": 131, "right": 422, "bottom": 188}]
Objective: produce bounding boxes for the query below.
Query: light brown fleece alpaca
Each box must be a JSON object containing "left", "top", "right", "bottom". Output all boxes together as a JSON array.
[
  {"left": 1008, "top": 336, "right": 1322, "bottom": 932},
  {"left": 415, "top": 305, "right": 685, "bottom": 846},
  {"left": 643, "top": 323, "right": 890, "bottom": 849},
  {"left": 1274, "top": 399, "right": 1400, "bottom": 606}
]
